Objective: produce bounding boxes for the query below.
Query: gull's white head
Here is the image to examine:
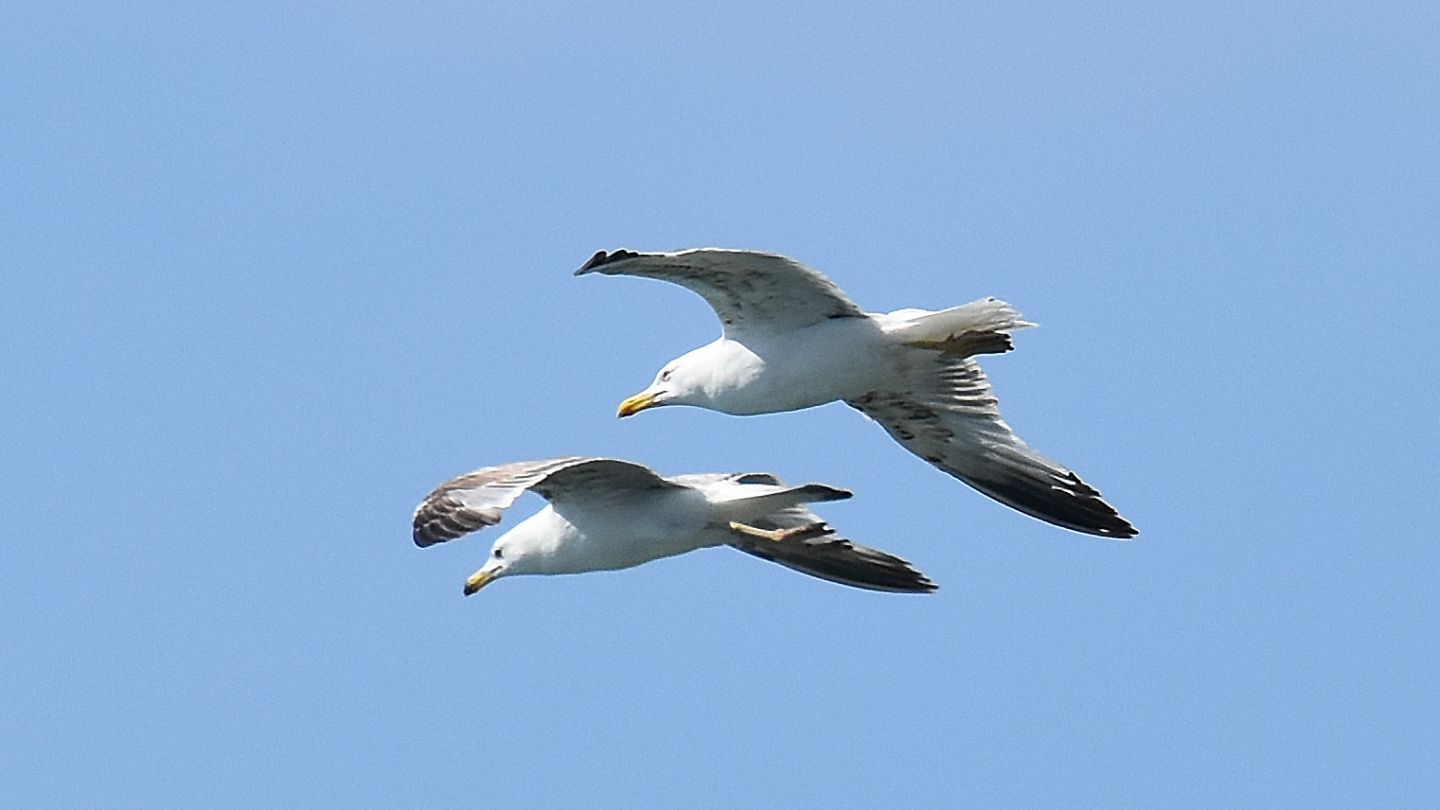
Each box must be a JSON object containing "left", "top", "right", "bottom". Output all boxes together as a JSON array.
[
  {"left": 616, "top": 343, "right": 755, "bottom": 418},
  {"left": 462, "top": 511, "right": 563, "bottom": 595},
  {"left": 616, "top": 354, "right": 699, "bottom": 417}
]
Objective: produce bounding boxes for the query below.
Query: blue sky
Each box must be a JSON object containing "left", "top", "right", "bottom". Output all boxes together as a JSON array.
[{"left": 3, "top": 2, "right": 1436, "bottom": 806}]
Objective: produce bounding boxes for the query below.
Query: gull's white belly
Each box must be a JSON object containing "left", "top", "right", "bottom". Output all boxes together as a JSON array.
[
  {"left": 553, "top": 492, "right": 716, "bottom": 572},
  {"left": 718, "top": 318, "right": 899, "bottom": 414}
]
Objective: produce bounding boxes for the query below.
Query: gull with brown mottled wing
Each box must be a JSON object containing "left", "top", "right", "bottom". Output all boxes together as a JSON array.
[{"left": 413, "top": 457, "right": 935, "bottom": 595}]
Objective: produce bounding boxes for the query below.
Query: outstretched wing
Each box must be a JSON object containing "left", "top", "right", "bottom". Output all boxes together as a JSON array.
[
  {"left": 847, "top": 357, "right": 1137, "bottom": 538},
  {"left": 730, "top": 506, "right": 937, "bottom": 593},
  {"left": 575, "top": 248, "right": 865, "bottom": 335},
  {"left": 412, "top": 456, "right": 682, "bottom": 547}
]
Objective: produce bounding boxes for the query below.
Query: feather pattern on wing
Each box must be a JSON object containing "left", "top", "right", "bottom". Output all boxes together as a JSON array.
[
  {"left": 847, "top": 357, "right": 1137, "bottom": 538},
  {"left": 730, "top": 506, "right": 937, "bottom": 593},
  {"left": 412, "top": 456, "right": 681, "bottom": 547},
  {"left": 575, "top": 248, "right": 865, "bottom": 335}
]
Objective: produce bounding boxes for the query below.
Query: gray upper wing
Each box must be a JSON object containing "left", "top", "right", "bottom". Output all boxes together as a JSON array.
[
  {"left": 412, "top": 456, "right": 682, "bottom": 547},
  {"left": 575, "top": 248, "right": 866, "bottom": 335},
  {"left": 528, "top": 457, "right": 683, "bottom": 502},
  {"left": 669, "top": 471, "right": 782, "bottom": 486}
]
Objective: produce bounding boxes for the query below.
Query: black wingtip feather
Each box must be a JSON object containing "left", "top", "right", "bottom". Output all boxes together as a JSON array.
[
  {"left": 575, "top": 248, "right": 640, "bottom": 275},
  {"left": 976, "top": 468, "right": 1138, "bottom": 539}
]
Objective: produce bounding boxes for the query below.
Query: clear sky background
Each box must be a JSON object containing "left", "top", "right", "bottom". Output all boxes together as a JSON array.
[{"left": 3, "top": 2, "right": 1436, "bottom": 807}]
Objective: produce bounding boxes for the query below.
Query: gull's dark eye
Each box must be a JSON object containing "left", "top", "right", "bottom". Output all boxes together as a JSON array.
[
  {"left": 493, "top": 548, "right": 504, "bottom": 559},
  {"left": 660, "top": 369, "right": 673, "bottom": 382}
]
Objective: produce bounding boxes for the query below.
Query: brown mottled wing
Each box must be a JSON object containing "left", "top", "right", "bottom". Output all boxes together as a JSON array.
[
  {"left": 575, "top": 248, "right": 865, "bottom": 335},
  {"left": 413, "top": 457, "right": 584, "bottom": 547},
  {"left": 412, "top": 457, "right": 683, "bottom": 547},
  {"left": 846, "top": 357, "right": 1137, "bottom": 539}
]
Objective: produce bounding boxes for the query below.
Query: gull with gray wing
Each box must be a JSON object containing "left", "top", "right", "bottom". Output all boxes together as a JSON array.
[{"left": 576, "top": 248, "right": 1137, "bottom": 539}]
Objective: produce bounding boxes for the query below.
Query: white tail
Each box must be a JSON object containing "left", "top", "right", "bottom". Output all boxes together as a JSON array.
[{"left": 881, "top": 298, "right": 1035, "bottom": 356}]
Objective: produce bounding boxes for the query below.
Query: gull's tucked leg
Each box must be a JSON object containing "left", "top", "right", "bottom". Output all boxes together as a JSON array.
[{"left": 727, "top": 521, "right": 834, "bottom": 543}]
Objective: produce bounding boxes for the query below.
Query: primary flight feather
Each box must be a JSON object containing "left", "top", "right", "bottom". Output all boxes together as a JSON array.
[{"left": 576, "top": 248, "right": 1137, "bottom": 539}]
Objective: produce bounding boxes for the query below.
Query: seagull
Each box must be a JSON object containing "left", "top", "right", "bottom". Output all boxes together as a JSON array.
[
  {"left": 576, "top": 248, "right": 1136, "bottom": 539},
  {"left": 413, "top": 456, "right": 936, "bottom": 595}
]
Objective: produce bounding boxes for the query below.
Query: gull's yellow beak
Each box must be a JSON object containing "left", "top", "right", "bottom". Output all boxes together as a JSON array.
[
  {"left": 616, "top": 390, "right": 659, "bottom": 418},
  {"left": 464, "top": 567, "right": 500, "bottom": 596}
]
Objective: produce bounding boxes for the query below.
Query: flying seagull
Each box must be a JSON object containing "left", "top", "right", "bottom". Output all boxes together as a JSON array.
[
  {"left": 576, "top": 248, "right": 1137, "bottom": 539},
  {"left": 413, "top": 456, "right": 936, "bottom": 595}
]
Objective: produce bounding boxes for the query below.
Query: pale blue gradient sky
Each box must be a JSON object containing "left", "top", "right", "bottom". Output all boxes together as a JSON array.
[{"left": 3, "top": 2, "right": 1436, "bottom": 807}]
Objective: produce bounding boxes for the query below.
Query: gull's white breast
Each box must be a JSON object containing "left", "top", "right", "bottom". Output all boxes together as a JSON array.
[
  {"left": 715, "top": 316, "right": 899, "bottom": 414},
  {"left": 547, "top": 489, "right": 717, "bottom": 573}
]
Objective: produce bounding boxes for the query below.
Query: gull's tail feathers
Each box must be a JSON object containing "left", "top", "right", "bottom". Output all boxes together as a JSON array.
[
  {"left": 708, "top": 481, "right": 852, "bottom": 521},
  {"left": 881, "top": 297, "right": 1036, "bottom": 357}
]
